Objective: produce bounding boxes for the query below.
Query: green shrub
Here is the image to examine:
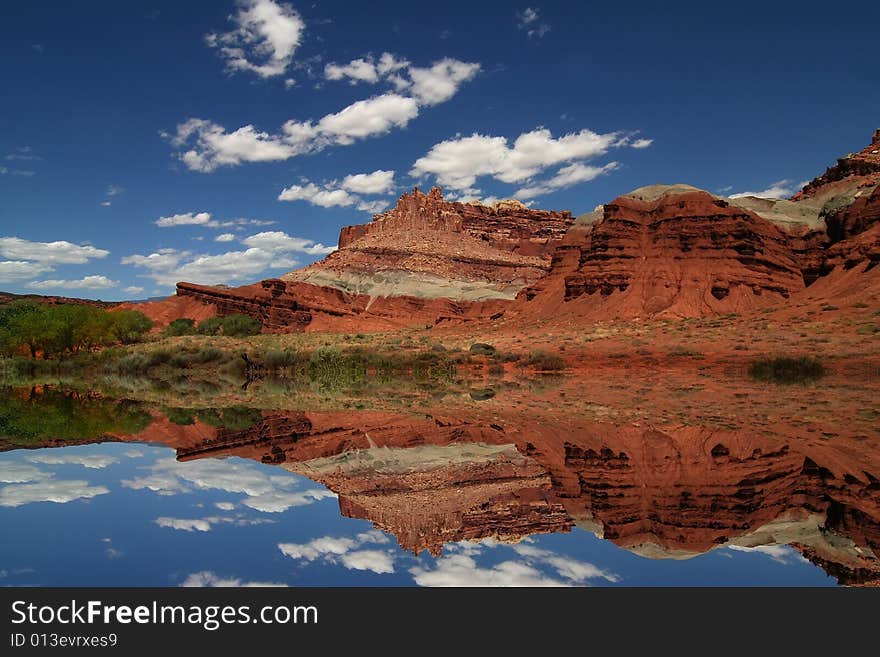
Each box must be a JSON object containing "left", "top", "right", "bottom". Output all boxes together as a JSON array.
[
  {"left": 469, "top": 343, "right": 496, "bottom": 355},
  {"left": 196, "top": 316, "right": 224, "bottom": 336},
  {"left": 189, "top": 347, "right": 224, "bottom": 364},
  {"left": 749, "top": 356, "right": 826, "bottom": 384},
  {"left": 219, "top": 314, "right": 262, "bottom": 337},
  {"left": 163, "top": 318, "right": 197, "bottom": 337},
  {"left": 524, "top": 350, "right": 565, "bottom": 371},
  {"left": 264, "top": 348, "right": 298, "bottom": 369}
]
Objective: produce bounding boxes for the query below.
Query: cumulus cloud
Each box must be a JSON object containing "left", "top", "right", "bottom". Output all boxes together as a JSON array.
[
  {"left": 726, "top": 544, "right": 804, "bottom": 564},
  {"left": 155, "top": 211, "right": 276, "bottom": 230},
  {"left": 215, "top": 233, "right": 236, "bottom": 242},
  {"left": 411, "top": 539, "right": 620, "bottom": 587},
  {"left": 155, "top": 212, "right": 213, "bottom": 228},
  {"left": 630, "top": 138, "right": 653, "bottom": 149},
  {"left": 515, "top": 161, "right": 620, "bottom": 199},
  {"left": 26, "top": 275, "right": 118, "bottom": 291},
  {"left": 0, "top": 237, "right": 109, "bottom": 264},
  {"left": 0, "top": 462, "right": 44, "bottom": 484},
  {"left": 0, "top": 261, "right": 53, "bottom": 283},
  {"left": 181, "top": 571, "right": 286, "bottom": 587},
  {"left": 411, "top": 127, "right": 632, "bottom": 196},
  {"left": 278, "top": 169, "right": 395, "bottom": 213},
  {"left": 124, "top": 286, "right": 145, "bottom": 295},
  {"left": 0, "top": 479, "right": 109, "bottom": 508},
  {"left": 123, "top": 456, "right": 336, "bottom": 513},
  {"left": 27, "top": 452, "right": 118, "bottom": 469},
  {"left": 206, "top": 0, "right": 304, "bottom": 78},
  {"left": 123, "top": 230, "right": 333, "bottom": 286},
  {"left": 411, "top": 554, "right": 568, "bottom": 587},
  {"left": 155, "top": 515, "right": 274, "bottom": 532},
  {"left": 278, "top": 531, "right": 393, "bottom": 573},
  {"left": 728, "top": 179, "right": 809, "bottom": 200},
  {"left": 516, "top": 7, "right": 550, "bottom": 38},
  {"left": 169, "top": 55, "right": 478, "bottom": 172},
  {"left": 322, "top": 53, "right": 480, "bottom": 107}
]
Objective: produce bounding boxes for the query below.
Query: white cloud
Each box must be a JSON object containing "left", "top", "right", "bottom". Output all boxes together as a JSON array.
[
  {"left": 728, "top": 179, "right": 808, "bottom": 200},
  {"left": 278, "top": 183, "right": 358, "bottom": 207},
  {"left": 510, "top": 544, "right": 620, "bottom": 582},
  {"left": 515, "top": 161, "right": 620, "bottom": 199},
  {"left": 26, "top": 275, "right": 118, "bottom": 290},
  {"left": 278, "top": 170, "right": 395, "bottom": 212},
  {"left": 215, "top": 501, "right": 236, "bottom": 511},
  {"left": 284, "top": 78, "right": 296, "bottom": 89},
  {"left": 106, "top": 184, "right": 123, "bottom": 196},
  {"left": 169, "top": 55, "right": 478, "bottom": 172},
  {"left": 322, "top": 53, "right": 479, "bottom": 107},
  {"left": 278, "top": 531, "right": 393, "bottom": 573},
  {"left": 0, "top": 261, "right": 53, "bottom": 283},
  {"left": 325, "top": 58, "right": 380, "bottom": 84},
  {"left": 630, "top": 138, "right": 653, "bottom": 149},
  {"left": 411, "top": 127, "right": 627, "bottom": 194},
  {"left": 726, "top": 544, "right": 803, "bottom": 564},
  {"left": 407, "top": 59, "right": 481, "bottom": 106},
  {"left": 123, "top": 456, "right": 335, "bottom": 513},
  {"left": 100, "top": 201, "right": 112, "bottom": 207},
  {"left": 123, "top": 230, "right": 334, "bottom": 286},
  {"left": 154, "top": 515, "right": 274, "bottom": 532},
  {"left": 27, "top": 453, "right": 118, "bottom": 469},
  {"left": 0, "top": 462, "right": 44, "bottom": 484},
  {"left": 215, "top": 233, "right": 236, "bottom": 242},
  {"left": 0, "top": 479, "right": 109, "bottom": 507},
  {"left": 241, "top": 231, "right": 336, "bottom": 255},
  {"left": 181, "top": 571, "right": 286, "bottom": 587},
  {"left": 341, "top": 169, "right": 395, "bottom": 194},
  {"left": 516, "top": 8, "right": 550, "bottom": 38},
  {"left": 0, "top": 237, "right": 109, "bottom": 264},
  {"left": 411, "top": 554, "right": 568, "bottom": 587},
  {"left": 123, "top": 286, "right": 145, "bottom": 295},
  {"left": 206, "top": 0, "right": 304, "bottom": 78},
  {"left": 156, "top": 517, "right": 212, "bottom": 532},
  {"left": 340, "top": 550, "right": 395, "bottom": 574},
  {"left": 155, "top": 211, "right": 213, "bottom": 228}
]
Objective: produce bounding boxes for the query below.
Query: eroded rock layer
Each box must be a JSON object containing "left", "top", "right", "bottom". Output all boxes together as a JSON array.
[
  {"left": 285, "top": 187, "right": 573, "bottom": 302},
  {"left": 519, "top": 187, "right": 805, "bottom": 318}
]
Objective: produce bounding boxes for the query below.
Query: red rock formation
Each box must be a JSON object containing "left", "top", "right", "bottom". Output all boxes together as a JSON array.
[
  {"left": 792, "top": 128, "right": 880, "bottom": 201},
  {"left": 519, "top": 187, "right": 805, "bottom": 318},
  {"left": 287, "top": 187, "right": 573, "bottom": 302}
]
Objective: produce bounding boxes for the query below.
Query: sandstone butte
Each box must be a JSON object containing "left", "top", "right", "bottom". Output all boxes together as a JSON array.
[{"left": 128, "top": 129, "right": 880, "bottom": 333}]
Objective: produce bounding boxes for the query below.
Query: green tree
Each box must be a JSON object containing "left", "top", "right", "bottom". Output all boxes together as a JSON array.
[{"left": 111, "top": 310, "right": 153, "bottom": 344}]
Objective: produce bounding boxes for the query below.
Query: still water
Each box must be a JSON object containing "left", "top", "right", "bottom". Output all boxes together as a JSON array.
[{"left": 1, "top": 383, "right": 877, "bottom": 587}]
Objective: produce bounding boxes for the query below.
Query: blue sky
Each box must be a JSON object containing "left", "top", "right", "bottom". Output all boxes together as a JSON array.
[{"left": 1, "top": 0, "right": 878, "bottom": 300}]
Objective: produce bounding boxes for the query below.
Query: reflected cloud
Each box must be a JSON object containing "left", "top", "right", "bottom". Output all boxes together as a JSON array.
[
  {"left": 0, "top": 462, "right": 44, "bottom": 483},
  {"left": 511, "top": 543, "right": 620, "bottom": 583},
  {"left": 28, "top": 453, "right": 118, "bottom": 469},
  {"left": 180, "top": 571, "right": 286, "bottom": 587},
  {"left": 726, "top": 544, "right": 805, "bottom": 565},
  {"left": 122, "top": 456, "right": 335, "bottom": 512},
  {"left": 0, "top": 479, "right": 109, "bottom": 507},
  {"left": 278, "top": 530, "right": 394, "bottom": 574},
  {"left": 155, "top": 515, "right": 275, "bottom": 532},
  {"left": 411, "top": 554, "right": 569, "bottom": 587}
]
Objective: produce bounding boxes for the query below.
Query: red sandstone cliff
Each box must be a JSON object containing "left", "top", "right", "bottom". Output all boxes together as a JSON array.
[{"left": 133, "top": 130, "right": 880, "bottom": 330}]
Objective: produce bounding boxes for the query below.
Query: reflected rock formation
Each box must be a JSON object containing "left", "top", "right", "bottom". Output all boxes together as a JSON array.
[
  {"left": 164, "top": 410, "right": 880, "bottom": 585},
  {"left": 3, "top": 397, "right": 878, "bottom": 585}
]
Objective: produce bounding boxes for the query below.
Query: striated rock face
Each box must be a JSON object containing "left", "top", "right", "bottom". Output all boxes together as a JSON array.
[
  {"left": 286, "top": 187, "right": 573, "bottom": 302},
  {"left": 147, "top": 409, "right": 880, "bottom": 582},
  {"left": 793, "top": 128, "right": 880, "bottom": 201},
  {"left": 519, "top": 186, "right": 805, "bottom": 318}
]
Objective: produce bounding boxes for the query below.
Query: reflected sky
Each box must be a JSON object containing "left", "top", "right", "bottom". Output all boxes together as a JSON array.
[{"left": 0, "top": 442, "right": 838, "bottom": 587}]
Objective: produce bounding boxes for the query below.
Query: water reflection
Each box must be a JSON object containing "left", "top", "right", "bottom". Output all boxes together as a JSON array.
[{"left": 1, "top": 385, "right": 878, "bottom": 586}]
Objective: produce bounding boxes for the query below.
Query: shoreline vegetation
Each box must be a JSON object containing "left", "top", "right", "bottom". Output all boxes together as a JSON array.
[{"left": 0, "top": 300, "right": 846, "bottom": 409}]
